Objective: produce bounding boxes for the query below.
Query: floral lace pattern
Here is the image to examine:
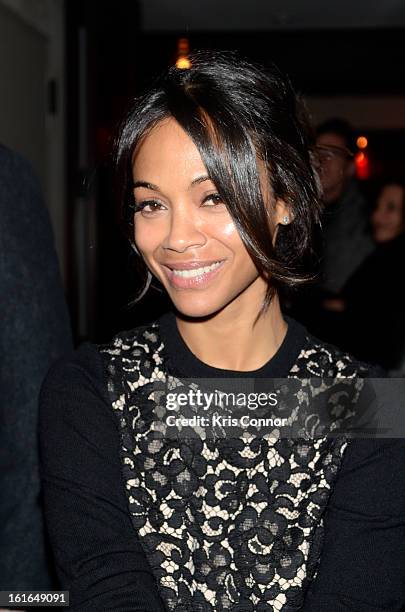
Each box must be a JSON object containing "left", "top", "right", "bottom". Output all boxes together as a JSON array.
[{"left": 99, "top": 323, "right": 371, "bottom": 611}]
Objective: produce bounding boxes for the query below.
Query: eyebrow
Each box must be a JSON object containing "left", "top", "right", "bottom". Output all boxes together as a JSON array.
[{"left": 133, "top": 175, "right": 212, "bottom": 191}]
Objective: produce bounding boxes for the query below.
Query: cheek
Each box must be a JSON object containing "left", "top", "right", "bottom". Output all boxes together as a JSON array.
[
  {"left": 133, "top": 224, "right": 146, "bottom": 252},
  {"left": 210, "top": 216, "right": 244, "bottom": 251},
  {"left": 332, "top": 162, "right": 344, "bottom": 177},
  {"left": 203, "top": 213, "right": 240, "bottom": 244},
  {"left": 393, "top": 211, "right": 403, "bottom": 227},
  {"left": 221, "top": 221, "right": 256, "bottom": 267},
  {"left": 221, "top": 218, "right": 238, "bottom": 238},
  {"left": 133, "top": 220, "right": 161, "bottom": 256}
]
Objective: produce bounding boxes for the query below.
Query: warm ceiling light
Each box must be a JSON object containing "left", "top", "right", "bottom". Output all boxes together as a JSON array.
[
  {"left": 356, "top": 136, "right": 368, "bottom": 149},
  {"left": 175, "top": 37, "right": 191, "bottom": 70},
  {"left": 176, "top": 56, "right": 191, "bottom": 69}
]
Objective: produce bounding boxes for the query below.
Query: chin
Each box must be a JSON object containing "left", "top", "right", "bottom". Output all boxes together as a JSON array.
[
  {"left": 170, "top": 294, "right": 227, "bottom": 320},
  {"left": 374, "top": 231, "right": 392, "bottom": 243}
]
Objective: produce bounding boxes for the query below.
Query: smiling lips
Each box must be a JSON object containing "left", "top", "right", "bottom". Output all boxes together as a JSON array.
[{"left": 162, "top": 260, "right": 225, "bottom": 289}]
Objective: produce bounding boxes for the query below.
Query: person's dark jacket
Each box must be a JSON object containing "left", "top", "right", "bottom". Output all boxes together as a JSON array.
[
  {"left": 321, "top": 180, "right": 374, "bottom": 295},
  {"left": 0, "top": 144, "right": 73, "bottom": 590}
]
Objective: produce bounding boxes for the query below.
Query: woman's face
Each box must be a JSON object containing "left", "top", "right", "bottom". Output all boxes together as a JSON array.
[
  {"left": 371, "top": 184, "right": 405, "bottom": 243},
  {"left": 131, "top": 117, "right": 284, "bottom": 319}
]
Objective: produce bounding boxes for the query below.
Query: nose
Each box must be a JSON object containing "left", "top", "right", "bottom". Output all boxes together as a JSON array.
[{"left": 163, "top": 206, "right": 207, "bottom": 253}]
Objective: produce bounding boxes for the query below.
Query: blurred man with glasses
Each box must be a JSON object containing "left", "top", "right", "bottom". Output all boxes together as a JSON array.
[
  {"left": 315, "top": 118, "right": 373, "bottom": 298},
  {"left": 299, "top": 118, "right": 374, "bottom": 344}
]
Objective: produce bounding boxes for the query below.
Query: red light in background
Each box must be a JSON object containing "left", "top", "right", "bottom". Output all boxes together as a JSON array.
[{"left": 355, "top": 150, "right": 370, "bottom": 180}]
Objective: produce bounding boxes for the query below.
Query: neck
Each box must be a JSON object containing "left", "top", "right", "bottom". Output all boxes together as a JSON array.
[{"left": 175, "top": 283, "right": 287, "bottom": 372}]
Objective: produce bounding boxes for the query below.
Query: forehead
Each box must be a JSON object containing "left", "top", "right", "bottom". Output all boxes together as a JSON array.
[
  {"left": 379, "top": 184, "right": 405, "bottom": 205},
  {"left": 130, "top": 115, "right": 270, "bottom": 198},
  {"left": 316, "top": 131, "right": 347, "bottom": 150},
  {"left": 132, "top": 117, "right": 205, "bottom": 179}
]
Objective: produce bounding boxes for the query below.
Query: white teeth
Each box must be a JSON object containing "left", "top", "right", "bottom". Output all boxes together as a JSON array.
[{"left": 172, "top": 261, "right": 222, "bottom": 278}]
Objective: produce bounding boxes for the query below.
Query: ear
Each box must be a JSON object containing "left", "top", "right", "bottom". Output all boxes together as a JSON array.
[{"left": 274, "top": 199, "right": 292, "bottom": 226}]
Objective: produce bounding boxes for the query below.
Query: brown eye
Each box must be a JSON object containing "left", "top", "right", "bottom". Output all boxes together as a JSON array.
[
  {"left": 134, "top": 200, "right": 165, "bottom": 215},
  {"left": 201, "top": 193, "right": 225, "bottom": 207}
]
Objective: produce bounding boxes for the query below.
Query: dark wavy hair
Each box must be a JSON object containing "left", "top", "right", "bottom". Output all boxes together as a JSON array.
[{"left": 114, "top": 49, "right": 321, "bottom": 308}]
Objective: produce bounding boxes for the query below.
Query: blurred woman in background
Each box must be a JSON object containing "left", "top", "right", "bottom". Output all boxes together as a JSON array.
[{"left": 331, "top": 181, "right": 405, "bottom": 371}]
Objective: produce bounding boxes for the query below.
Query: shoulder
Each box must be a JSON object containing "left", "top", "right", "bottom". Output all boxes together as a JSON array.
[
  {"left": 39, "top": 328, "right": 157, "bottom": 464},
  {"left": 0, "top": 145, "right": 51, "bottom": 248},
  {"left": 41, "top": 342, "right": 104, "bottom": 392},
  {"left": 39, "top": 341, "right": 144, "bottom": 520},
  {"left": 0, "top": 142, "right": 24, "bottom": 168},
  {"left": 291, "top": 329, "right": 384, "bottom": 378},
  {"left": 40, "top": 321, "right": 163, "bottom": 415},
  {"left": 98, "top": 321, "right": 162, "bottom": 357},
  {"left": 39, "top": 343, "right": 110, "bottom": 434},
  {"left": 39, "top": 322, "right": 167, "bottom": 474},
  {"left": 97, "top": 321, "right": 166, "bottom": 392},
  {"left": 0, "top": 143, "right": 39, "bottom": 187}
]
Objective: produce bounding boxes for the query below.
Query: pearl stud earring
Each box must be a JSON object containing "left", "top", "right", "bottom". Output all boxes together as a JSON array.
[{"left": 282, "top": 215, "right": 289, "bottom": 225}]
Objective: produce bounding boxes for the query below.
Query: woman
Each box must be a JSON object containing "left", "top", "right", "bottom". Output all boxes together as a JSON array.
[
  {"left": 339, "top": 181, "right": 405, "bottom": 371},
  {"left": 39, "top": 51, "right": 405, "bottom": 611}
]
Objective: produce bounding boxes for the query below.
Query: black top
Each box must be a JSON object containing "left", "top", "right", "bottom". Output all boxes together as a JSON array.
[
  {"left": 39, "top": 312, "right": 405, "bottom": 611},
  {"left": 159, "top": 312, "right": 307, "bottom": 379}
]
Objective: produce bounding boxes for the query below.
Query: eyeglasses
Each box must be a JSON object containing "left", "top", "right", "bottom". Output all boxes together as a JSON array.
[{"left": 314, "top": 144, "right": 354, "bottom": 166}]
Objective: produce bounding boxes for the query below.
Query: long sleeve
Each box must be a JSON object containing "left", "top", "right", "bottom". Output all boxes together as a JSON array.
[
  {"left": 301, "top": 438, "right": 405, "bottom": 611},
  {"left": 39, "top": 343, "right": 165, "bottom": 611}
]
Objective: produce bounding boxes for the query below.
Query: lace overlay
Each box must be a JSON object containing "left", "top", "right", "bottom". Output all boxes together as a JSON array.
[{"left": 99, "top": 323, "right": 370, "bottom": 611}]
